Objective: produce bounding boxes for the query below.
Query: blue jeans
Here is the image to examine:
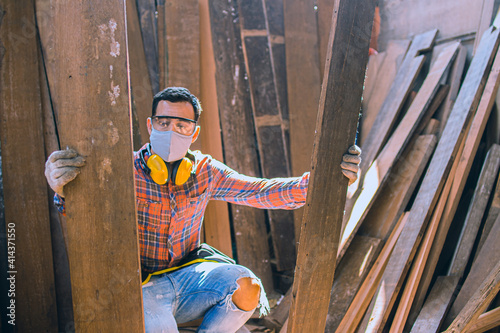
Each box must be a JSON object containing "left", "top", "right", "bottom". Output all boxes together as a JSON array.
[{"left": 142, "top": 262, "right": 270, "bottom": 332}]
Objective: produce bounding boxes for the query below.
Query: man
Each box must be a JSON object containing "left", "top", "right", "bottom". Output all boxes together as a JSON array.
[{"left": 45, "top": 87, "right": 361, "bottom": 332}]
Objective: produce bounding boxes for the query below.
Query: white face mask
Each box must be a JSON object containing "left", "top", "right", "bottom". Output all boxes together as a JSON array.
[{"left": 150, "top": 127, "right": 195, "bottom": 162}]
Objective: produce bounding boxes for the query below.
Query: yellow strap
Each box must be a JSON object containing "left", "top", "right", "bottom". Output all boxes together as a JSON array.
[{"left": 142, "top": 258, "right": 219, "bottom": 285}]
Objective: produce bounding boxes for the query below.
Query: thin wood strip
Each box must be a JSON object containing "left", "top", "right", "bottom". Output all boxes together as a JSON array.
[
  {"left": 124, "top": 0, "right": 153, "bottom": 147},
  {"left": 467, "top": 306, "right": 500, "bottom": 333},
  {"left": 448, "top": 144, "right": 500, "bottom": 277},
  {"left": 339, "top": 43, "right": 459, "bottom": 259},
  {"left": 444, "top": 213, "right": 500, "bottom": 327},
  {"left": 410, "top": 276, "right": 460, "bottom": 333},
  {"left": 359, "top": 29, "right": 438, "bottom": 178},
  {"left": 407, "top": 40, "right": 500, "bottom": 329},
  {"left": 474, "top": 170, "right": 500, "bottom": 258},
  {"left": 360, "top": 40, "right": 411, "bottom": 146},
  {"left": 287, "top": 0, "right": 375, "bottom": 330},
  {"left": 136, "top": 0, "right": 159, "bottom": 94},
  {"left": 365, "top": 24, "right": 500, "bottom": 333},
  {"left": 335, "top": 213, "right": 409, "bottom": 333},
  {"left": 444, "top": 260, "right": 500, "bottom": 333},
  {"left": 391, "top": 140, "right": 461, "bottom": 332}
]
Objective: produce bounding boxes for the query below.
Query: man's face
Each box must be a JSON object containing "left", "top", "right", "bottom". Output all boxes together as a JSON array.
[{"left": 147, "top": 100, "right": 200, "bottom": 143}]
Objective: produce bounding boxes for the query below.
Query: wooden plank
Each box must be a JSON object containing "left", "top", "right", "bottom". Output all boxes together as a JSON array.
[
  {"left": 325, "top": 235, "right": 382, "bottom": 332},
  {"left": 363, "top": 51, "right": 386, "bottom": 112},
  {"left": 125, "top": 0, "right": 153, "bottom": 148},
  {"left": 410, "top": 276, "right": 460, "bottom": 333},
  {"left": 448, "top": 144, "right": 500, "bottom": 276},
  {"left": 317, "top": 0, "right": 335, "bottom": 80},
  {"left": 198, "top": 0, "right": 232, "bottom": 258},
  {"left": 422, "top": 118, "right": 441, "bottom": 135},
  {"left": 208, "top": 0, "right": 273, "bottom": 292},
  {"left": 136, "top": 0, "right": 159, "bottom": 94},
  {"left": 284, "top": 0, "right": 322, "bottom": 241},
  {"left": 444, "top": 260, "right": 500, "bottom": 333},
  {"left": 364, "top": 24, "right": 500, "bottom": 333},
  {"left": 0, "top": 0, "right": 58, "bottom": 330},
  {"left": 287, "top": 0, "right": 375, "bottom": 331},
  {"left": 38, "top": 34, "right": 76, "bottom": 330},
  {"left": 284, "top": 0, "right": 321, "bottom": 177},
  {"left": 239, "top": 0, "right": 295, "bottom": 271},
  {"left": 335, "top": 213, "right": 409, "bottom": 333},
  {"left": 445, "top": 213, "right": 500, "bottom": 327},
  {"left": 40, "top": 1, "right": 145, "bottom": 331},
  {"left": 164, "top": 0, "right": 200, "bottom": 96},
  {"left": 391, "top": 148, "right": 460, "bottom": 332},
  {"left": 467, "top": 306, "right": 500, "bottom": 333},
  {"left": 157, "top": 0, "right": 166, "bottom": 90},
  {"left": 437, "top": 44, "right": 468, "bottom": 136},
  {"left": 359, "top": 29, "right": 437, "bottom": 177},
  {"left": 407, "top": 40, "right": 500, "bottom": 329},
  {"left": 359, "top": 134, "right": 437, "bottom": 241},
  {"left": 474, "top": 0, "right": 496, "bottom": 55},
  {"left": 475, "top": 170, "right": 500, "bottom": 258},
  {"left": 360, "top": 40, "right": 410, "bottom": 146},
  {"left": 339, "top": 43, "right": 458, "bottom": 258}
]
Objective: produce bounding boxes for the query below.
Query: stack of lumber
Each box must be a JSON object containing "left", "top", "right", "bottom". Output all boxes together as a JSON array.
[{"left": 260, "top": 13, "right": 500, "bottom": 333}]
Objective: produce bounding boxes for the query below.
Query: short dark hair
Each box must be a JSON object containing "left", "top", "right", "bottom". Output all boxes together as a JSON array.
[{"left": 152, "top": 87, "right": 202, "bottom": 121}]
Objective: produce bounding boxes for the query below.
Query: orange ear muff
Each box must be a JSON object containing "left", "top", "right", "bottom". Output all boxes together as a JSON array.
[
  {"left": 147, "top": 154, "right": 169, "bottom": 185},
  {"left": 171, "top": 157, "right": 193, "bottom": 186}
]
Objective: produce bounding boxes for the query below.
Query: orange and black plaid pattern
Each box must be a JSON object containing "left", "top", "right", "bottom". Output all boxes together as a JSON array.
[{"left": 55, "top": 145, "right": 309, "bottom": 273}]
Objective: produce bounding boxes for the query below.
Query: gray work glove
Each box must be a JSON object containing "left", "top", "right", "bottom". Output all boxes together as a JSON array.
[
  {"left": 44, "top": 148, "right": 86, "bottom": 197},
  {"left": 341, "top": 145, "right": 361, "bottom": 186}
]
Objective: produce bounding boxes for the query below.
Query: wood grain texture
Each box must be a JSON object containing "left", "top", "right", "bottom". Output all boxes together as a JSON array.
[
  {"left": 365, "top": 25, "right": 500, "bottom": 333},
  {"left": 408, "top": 41, "right": 500, "bottom": 329},
  {"left": 164, "top": 0, "right": 200, "bottom": 96},
  {"left": 358, "top": 134, "right": 437, "bottom": 241},
  {"left": 39, "top": 1, "right": 145, "bottom": 331},
  {"left": 410, "top": 276, "right": 460, "bottom": 333},
  {"left": 340, "top": 43, "right": 458, "bottom": 259},
  {"left": 240, "top": 0, "right": 295, "bottom": 271},
  {"left": 360, "top": 39, "right": 410, "bottom": 146},
  {"left": 445, "top": 213, "right": 500, "bottom": 327},
  {"left": 444, "top": 260, "right": 500, "bottom": 333},
  {"left": 208, "top": 0, "right": 273, "bottom": 292},
  {"left": 359, "top": 29, "right": 437, "bottom": 177},
  {"left": 475, "top": 169, "right": 500, "bottom": 258},
  {"left": 0, "top": 1, "right": 57, "bottom": 330},
  {"left": 448, "top": 144, "right": 500, "bottom": 277},
  {"left": 325, "top": 235, "right": 382, "bottom": 332},
  {"left": 467, "top": 306, "right": 500, "bottom": 333},
  {"left": 198, "top": 0, "right": 232, "bottom": 258},
  {"left": 125, "top": 0, "right": 153, "bottom": 148},
  {"left": 336, "top": 213, "right": 409, "bottom": 333},
  {"left": 287, "top": 0, "right": 375, "bottom": 331},
  {"left": 136, "top": 0, "right": 159, "bottom": 94}
]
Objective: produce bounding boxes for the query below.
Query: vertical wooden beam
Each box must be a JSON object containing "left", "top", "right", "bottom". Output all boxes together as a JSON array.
[
  {"left": 208, "top": 0, "right": 273, "bottom": 292},
  {"left": 39, "top": 1, "right": 145, "bottom": 331},
  {"left": 287, "top": 0, "right": 375, "bottom": 331},
  {"left": 164, "top": 0, "right": 200, "bottom": 96},
  {"left": 283, "top": 0, "right": 322, "bottom": 242},
  {"left": 0, "top": 0, "right": 58, "bottom": 330},
  {"left": 126, "top": 0, "right": 154, "bottom": 148},
  {"left": 198, "top": 0, "right": 232, "bottom": 258},
  {"left": 136, "top": 0, "right": 159, "bottom": 94},
  {"left": 238, "top": 0, "right": 295, "bottom": 271}
]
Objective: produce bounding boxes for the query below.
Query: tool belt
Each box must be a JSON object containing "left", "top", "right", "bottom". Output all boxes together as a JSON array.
[{"left": 141, "top": 243, "right": 235, "bottom": 285}]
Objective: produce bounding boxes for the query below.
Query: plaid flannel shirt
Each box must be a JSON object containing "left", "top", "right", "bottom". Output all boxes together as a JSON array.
[{"left": 55, "top": 145, "right": 309, "bottom": 273}]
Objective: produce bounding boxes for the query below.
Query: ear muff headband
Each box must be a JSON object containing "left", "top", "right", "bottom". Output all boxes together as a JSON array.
[{"left": 140, "top": 145, "right": 193, "bottom": 185}]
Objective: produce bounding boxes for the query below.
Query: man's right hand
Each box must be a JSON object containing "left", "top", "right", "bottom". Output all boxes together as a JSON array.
[{"left": 45, "top": 148, "right": 86, "bottom": 197}]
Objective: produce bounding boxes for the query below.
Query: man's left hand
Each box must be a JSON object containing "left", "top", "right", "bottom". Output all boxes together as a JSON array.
[{"left": 341, "top": 145, "right": 361, "bottom": 186}]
